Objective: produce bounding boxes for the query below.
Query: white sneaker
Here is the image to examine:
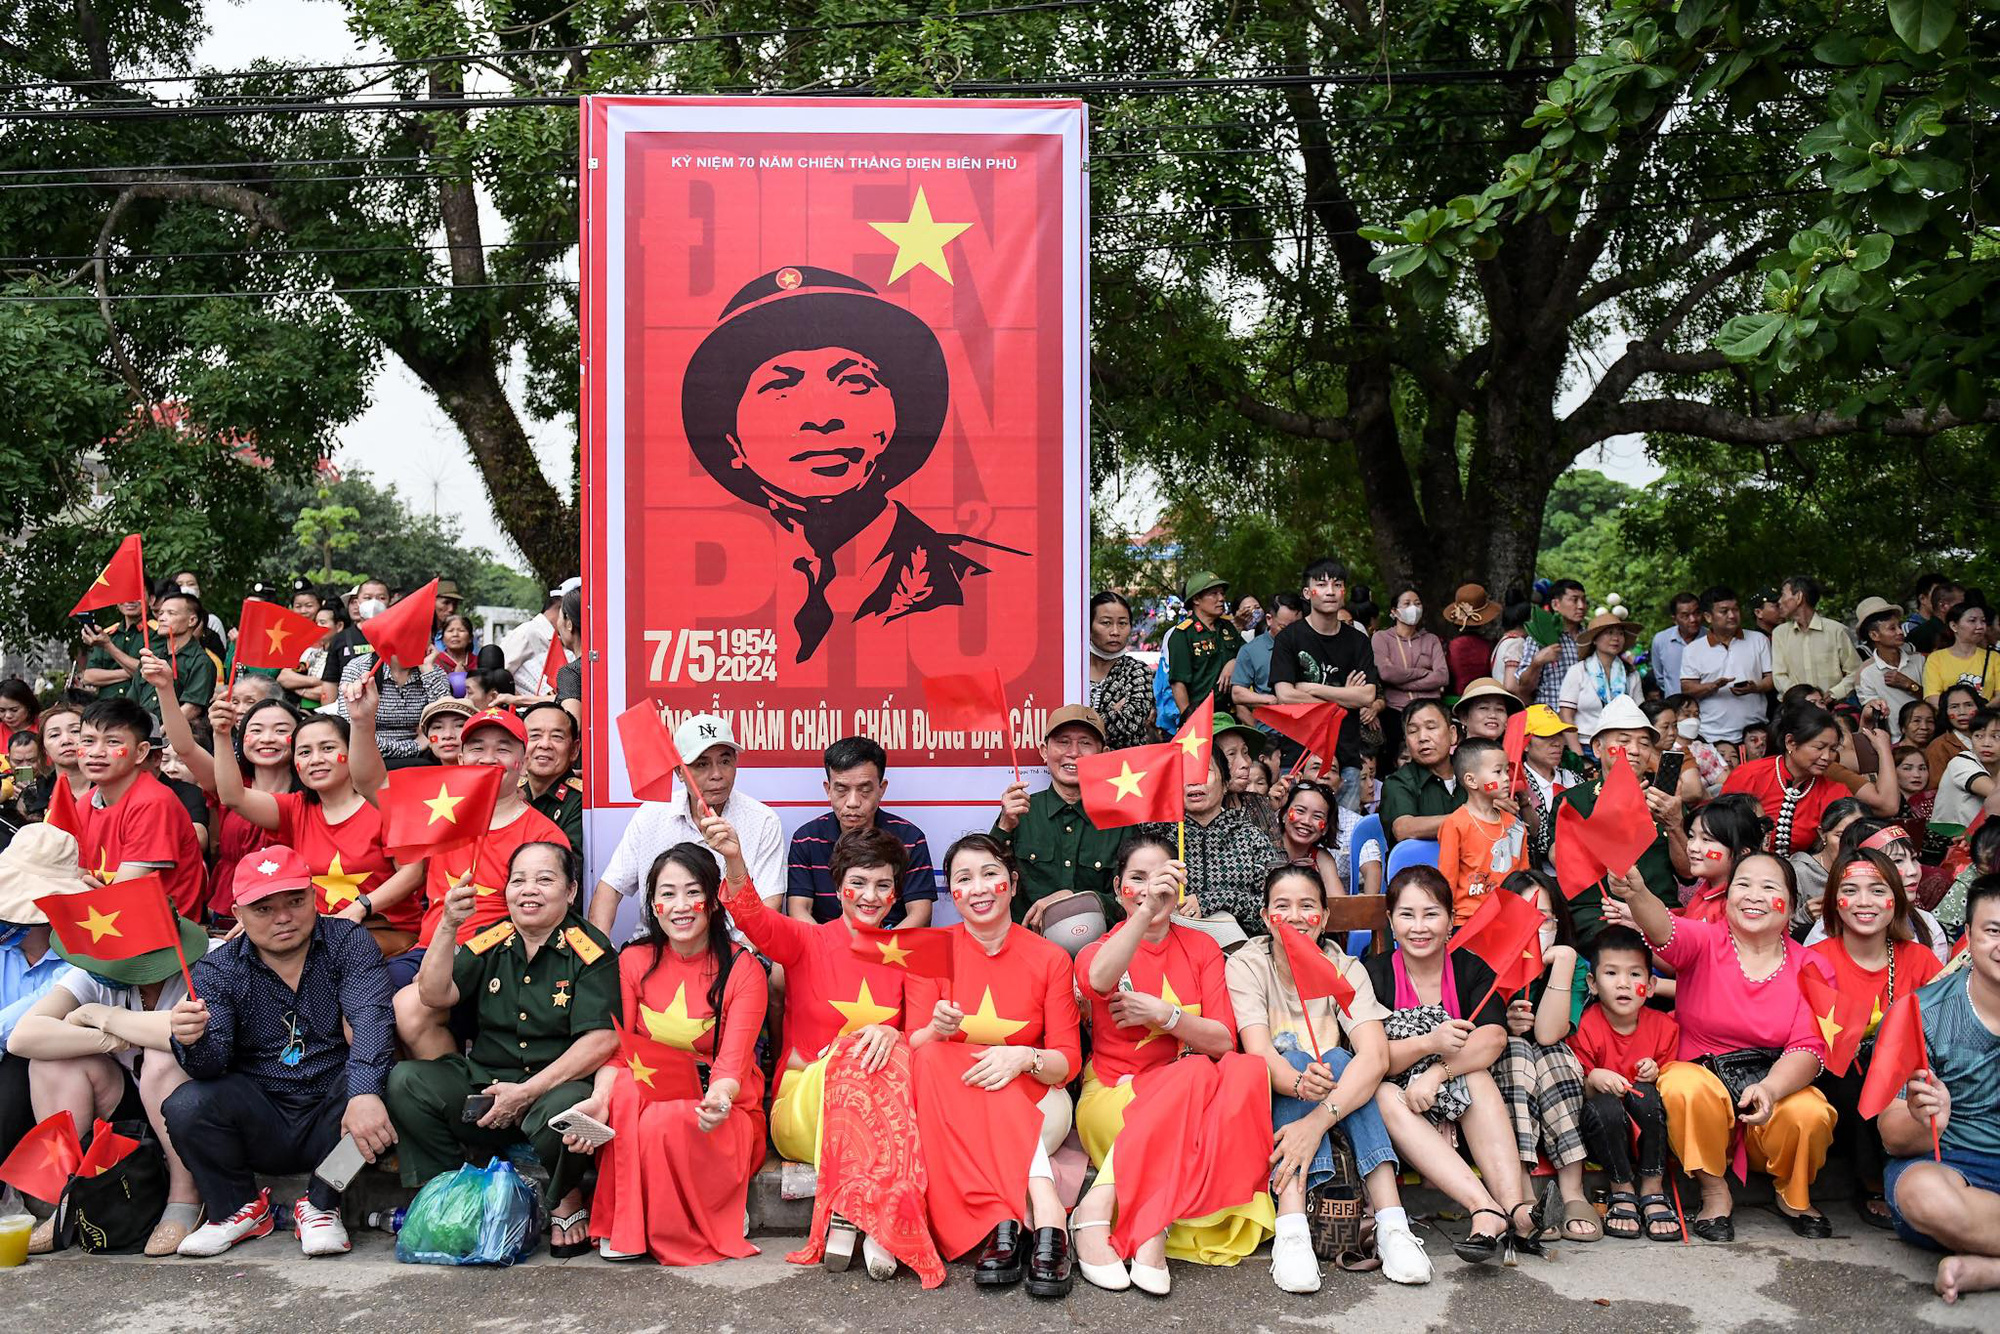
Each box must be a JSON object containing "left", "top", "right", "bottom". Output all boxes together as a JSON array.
[
  {"left": 863, "top": 1234, "right": 897, "bottom": 1280},
  {"left": 295, "top": 1199, "right": 351, "bottom": 1257},
  {"left": 178, "top": 1188, "right": 276, "bottom": 1257},
  {"left": 1377, "top": 1220, "right": 1433, "bottom": 1285},
  {"left": 1271, "top": 1229, "right": 1322, "bottom": 1294}
]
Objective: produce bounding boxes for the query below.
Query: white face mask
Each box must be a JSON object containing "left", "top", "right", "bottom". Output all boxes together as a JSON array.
[
  {"left": 1678, "top": 718, "right": 1701, "bottom": 740},
  {"left": 357, "top": 598, "right": 388, "bottom": 620},
  {"left": 1538, "top": 921, "right": 1559, "bottom": 952},
  {"left": 1398, "top": 605, "right": 1424, "bottom": 626},
  {"left": 179, "top": 583, "right": 200, "bottom": 598}
]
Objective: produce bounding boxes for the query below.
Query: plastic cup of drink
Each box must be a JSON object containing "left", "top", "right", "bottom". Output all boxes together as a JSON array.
[{"left": 0, "top": 1214, "right": 33, "bottom": 1267}]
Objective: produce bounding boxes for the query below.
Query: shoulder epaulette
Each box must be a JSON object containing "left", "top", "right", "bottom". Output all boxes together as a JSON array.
[
  {"left": 467, "top": 921, "right": 516, "bottom": 954},
  {"left": 564, "top": 926, "right": 605, "bottom": 964}
]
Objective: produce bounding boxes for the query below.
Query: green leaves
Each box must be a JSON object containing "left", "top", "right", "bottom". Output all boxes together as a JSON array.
[
  {"left": 1887, "top": 0, "right": 1957, "bottom": 53},
  {"left": 1715, "top": 312, "right": 1788, "bottom": 359}
]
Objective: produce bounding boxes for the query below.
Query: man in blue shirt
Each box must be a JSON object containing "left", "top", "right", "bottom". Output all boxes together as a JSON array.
[
  {"left": 1649, "top": 592, "right": 1703, "bottom": 697},
  {"left": 1231, "top": 593, "right": 1304, "bottom": 737},
  {"left": 165, "top": 846, "right": 394, "bottom": 1258},
  {"left": 786, "top": 736, "right": 937, "bottom": 926},
  {"left": 0, "top": 825, "right": 81, "bottom": 1163}
]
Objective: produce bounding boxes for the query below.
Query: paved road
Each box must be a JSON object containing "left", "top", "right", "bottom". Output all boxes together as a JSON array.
[{"left": 4, "top": 1209, "right": 1993, "bottom": 1332}]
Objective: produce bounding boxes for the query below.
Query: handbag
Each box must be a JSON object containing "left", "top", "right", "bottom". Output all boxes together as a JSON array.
[
  {"left": 1694, "top": 1047, "right": 1784, "bottom": 1108},
  {"left": 54, "top": 1120, "right": 168, "bottom": 1254},
  {"left": 1305, "top": 1128, "right": 1366, "bottom": 1264}
]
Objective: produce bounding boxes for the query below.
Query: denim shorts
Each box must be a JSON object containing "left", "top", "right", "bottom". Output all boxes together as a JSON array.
[{"left": 1885, "top": 1146, "right": 2000, "bottom": 1251}]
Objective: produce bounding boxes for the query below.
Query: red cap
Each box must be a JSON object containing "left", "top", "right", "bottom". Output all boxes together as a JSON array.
[
  {"left": 462, "top": 708, "right": 527, "bottom": 746},
  {"left": 232, "top": 845, "right": 314, "bottom": 906}
]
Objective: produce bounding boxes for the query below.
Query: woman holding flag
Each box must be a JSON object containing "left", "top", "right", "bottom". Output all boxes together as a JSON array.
[
  {"left": 1226, "top": 864, "right": 1433, "bottom": 1291},
  {"left": 560, "top": 842, "right": 767, "bottom": 1265}
]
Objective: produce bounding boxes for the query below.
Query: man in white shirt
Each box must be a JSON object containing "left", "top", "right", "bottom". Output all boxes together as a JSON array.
[
  {"left": 1680, "top": 585, "right": 1774, "bottom": 744},
  {"left": 498, "top": 578, "right": 578, "bottom": 697},
  {"left": 587, "top": 712, "right": 786, "bottom": 935},
  {"left": 1854, "top": 596, "right": 1927, "bottom": 738}
]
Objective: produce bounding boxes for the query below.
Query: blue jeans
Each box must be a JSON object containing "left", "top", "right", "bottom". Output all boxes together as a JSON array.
[
  {"left": 1886, "top": 1147, "right": 2000, "bottom": 1252},
  {"left": 1272, "top": 1035, "right": 1397, "bottom": 1190}
]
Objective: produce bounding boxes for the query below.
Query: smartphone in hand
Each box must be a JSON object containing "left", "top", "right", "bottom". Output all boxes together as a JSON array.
[
  {"left": 315, "top": 1133, "right": 366, "bottom": 1191},
  {"left": 461, "top": 1094, "right": 496, "bottom": 1123}
]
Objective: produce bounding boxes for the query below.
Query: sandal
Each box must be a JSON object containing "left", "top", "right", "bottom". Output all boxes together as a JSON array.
[
  {"left": 1504, "top": 1202, "right": 1545, "bottom": 1264},
  {"left": 1857, "top": 1192, "right": 1894, "bottom": 1231},
  {"left": 1690, "top": 1213, "right": 1734, "bottom": 1243},
  {"left": 1562, "top": 1198, "right": 1603, "bottom": 1242},
  {"left": 1603, "top": 1190, "right": 1642, "bottom": 1240},
  {"left": 549, "top": 1207, "right": 591, "bottom": 1259},
  {"left": 1638, "top": 1194, "right": 1682, "bottom": 1243},
  {"left": 1452, "top": 1208, "right": 1509, "bottom": 1265}
]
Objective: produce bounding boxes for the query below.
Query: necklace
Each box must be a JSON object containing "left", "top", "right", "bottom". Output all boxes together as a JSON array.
[{"left": 1726, "top": 930, "right": 1786, "bottom": 985}]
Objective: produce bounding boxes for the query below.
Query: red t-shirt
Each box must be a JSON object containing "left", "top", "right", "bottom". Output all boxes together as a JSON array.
[
  {"left": 76, "top": 773, "right": 206, "bottom": 919},
  {"left": 1567, "top": 1003, "right": 1680, "bottom": 1082},
  {"left": 271, "top": 792, "right": 417, "bottom": 933},
  {"left": 1075, "top": 924, "right": 1234, "bottom": 1086},
  {"left": 206, "top": 797, "right": 276, "bottom": 919},
  {"left": 1807, "top": 936, "right": 1943, "bottom": 1036},
  {"left": 416, "top": 804, "right": 570, "bottom": 948},
  {"left": 904, "top": 923, "right": 1082, "bottom": 1076},
  {"left": 1721, "top": 757, "right": 1848, "bottom": 855}
]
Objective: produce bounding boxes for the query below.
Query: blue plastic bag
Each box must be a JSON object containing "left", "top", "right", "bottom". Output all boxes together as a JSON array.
[{"left": 396, "top": 1157, "right": 545, "bottom": 1266}]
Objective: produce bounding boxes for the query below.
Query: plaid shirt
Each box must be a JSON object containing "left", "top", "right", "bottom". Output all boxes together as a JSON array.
[
  {"left": 335, "top": 655, "right": 449, "bottom": 758},
  {"left": 1534, "top": 632, "right": 1580, "bottom": 710},
  {"left": 1146, "top": 807, "right": 1281, "bottom": 938}
]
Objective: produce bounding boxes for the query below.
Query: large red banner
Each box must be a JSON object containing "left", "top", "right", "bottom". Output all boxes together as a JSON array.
[{"left": 581, "top": 99, "right": 1088, "bottom": 837}]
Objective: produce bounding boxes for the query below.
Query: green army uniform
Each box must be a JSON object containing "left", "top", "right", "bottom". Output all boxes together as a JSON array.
[
  {"left": 1165, "top": 614, "right": 1244, "bottom": 714},
  {"left": 385, "top": 913, "right": 617, "bottom": 1204},
  {"left": 1379, "top": 764, "right": 1464, "bottom": 849},
  {"left": 83, "top": 624, "right": 147, "bottom": 700},
  {"left": 993, "top": 787, "right": 1123, "bottom": 921},
  {"left": 1552, "top": 777, "right": 1678, "bottom": 947},
  {"left": 526, "top": 777, "right": 585, "bottom": 854},
  {"left": 132, "top": 635, "right": 217, "bottom": 717}
]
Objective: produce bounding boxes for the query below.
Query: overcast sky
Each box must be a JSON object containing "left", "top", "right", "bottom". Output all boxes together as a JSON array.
[{"left": 197, "top": 6, "right": 1660, "bottom": 572}]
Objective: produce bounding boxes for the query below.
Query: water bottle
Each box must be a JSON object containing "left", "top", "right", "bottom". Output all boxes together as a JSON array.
[{"left": 366, "top": 1207, "right": 407, "bottom": 1234}]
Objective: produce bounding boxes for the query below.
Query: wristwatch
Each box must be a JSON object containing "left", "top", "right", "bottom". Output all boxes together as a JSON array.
[
  {"left": 354, "top": 893, "right": 373, "bottom": 918},
  {"left": 1030, "top": 1048, "right": 1045, "bottom": 1077},
  {"left": 1164, "top": 1005, "right": 1184, "bottom": 1032}
]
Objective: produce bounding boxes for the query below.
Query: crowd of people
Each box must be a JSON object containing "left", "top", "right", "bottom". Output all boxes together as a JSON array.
[{"left": 0, "top": 559, "right": 1996, "bottom": 1307}]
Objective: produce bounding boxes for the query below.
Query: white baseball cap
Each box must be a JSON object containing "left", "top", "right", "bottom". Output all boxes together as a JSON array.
[{"left": 673, "top": 713, "right": 739, "bottom": 762}]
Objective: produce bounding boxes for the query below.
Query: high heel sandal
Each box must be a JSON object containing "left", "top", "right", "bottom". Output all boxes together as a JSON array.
[
  {"left": 1069, "top": 1211, "right": 1131, "bottom": 1291},
  {"left": 1504, "top": 1202, "right": 1545, "bottom": 1265},
  {"left": 1453, "top": 1208, "right": 1510, "bottom": 1265}
]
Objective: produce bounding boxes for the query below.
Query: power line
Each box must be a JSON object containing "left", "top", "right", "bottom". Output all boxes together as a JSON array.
[{"left": 0, "top": 278, "right": 574, "bottom": 302}]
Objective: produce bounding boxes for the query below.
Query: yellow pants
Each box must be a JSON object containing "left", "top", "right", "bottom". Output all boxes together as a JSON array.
[
  {"left": 1659, "top": 1060, "right": 1836, "bottom": 1212},
  {"left": 1077, "top": 1065, "right": 1274, "bottom": 1265},
  {"left": 772, "top": 1059, "right": 830, "bottom": 1167}
]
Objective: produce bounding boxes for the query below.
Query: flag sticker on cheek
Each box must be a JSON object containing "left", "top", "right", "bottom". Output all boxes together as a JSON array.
[
  {"left": 1701, "top": 849, "right": 1726, "bottom": 860},
  {"left": 1838, "top": 895, "right": 1852, "bottom": 910},
  {"left": 1634, "top": 982, "right": 1648, "bottom": 999},
  {"left": 111, "top": 745, "right": 127, "bottom": 758},
  {"left": 1769, "top": 895, "right": 1786, "bottom": 912}
]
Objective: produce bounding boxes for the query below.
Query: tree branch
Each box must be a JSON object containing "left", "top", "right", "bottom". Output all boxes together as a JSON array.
[
  {"left": 1537, "top": 103, "right": 1676, "bottom": 341},
  {"left": 1650, "top": 228, "right": 1789, "bottom": 346},
  {"left": 1231, "top": 392, "right": 1357, "bottom": 443},
  {"left": 1572, "top": 217, "right": 1725, "bottom": 316},
  {"left": 1569, "top": 397, "right": 2000, "bottom": 450}
]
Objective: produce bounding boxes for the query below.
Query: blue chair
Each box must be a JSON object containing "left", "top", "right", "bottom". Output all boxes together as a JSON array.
[
  {"left": 1383, "top": 837, "right": 1441, "bottom": 883},
  {"left": 1346, "top": 813, "right": 1383, "bottom": 895}
]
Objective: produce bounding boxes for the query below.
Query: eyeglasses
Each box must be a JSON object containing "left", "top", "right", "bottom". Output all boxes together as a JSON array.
[{"left": 280, "top": 1011, "right": 304, "bottom": 1067}]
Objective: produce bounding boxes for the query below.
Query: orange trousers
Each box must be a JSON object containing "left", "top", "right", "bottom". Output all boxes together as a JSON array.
[{"left": 1659, "top": 1060, "right": 1836, "bottom": 1212}]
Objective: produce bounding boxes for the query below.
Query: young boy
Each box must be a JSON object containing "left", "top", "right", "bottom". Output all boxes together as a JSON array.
[
  {"left": 1568, "top": 926, "right": 1681, "bottom": 1241},
  {"left": 1933, "top": 707, "right": 2000, "bottom": 837},
  {"left": 73, "top": 697, "right": 206, "bottom": 917},
  {"left": 1436, "top": 738, "right": 1525, "bottom": 925}
]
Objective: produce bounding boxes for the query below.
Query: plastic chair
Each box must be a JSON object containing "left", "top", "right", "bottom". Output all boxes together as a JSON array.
[
  {"left": 1347, "top": 812, "right": 1383, "bottom": 896},
  {"left": 1383, "top": 838, "right": 1441, "bottom": 883}
]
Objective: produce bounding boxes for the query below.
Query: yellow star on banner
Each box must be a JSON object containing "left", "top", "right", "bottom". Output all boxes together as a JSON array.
[
  {"left": 829, "top": 979, "right": 898, "bottom": 1036},
  {"left": 1106, "top": 761, "right": 1148, "bottom": 801},
  {"left": 264, "top": 623, "right": 294, "bottom": 654},
  {"left": 472, "top": 880, "right": 499, "bottom": 898},
  {"left": 312, "top": 852, "right": 370, "bottom": 908},
  {"left": 626, "top": 1051, "right": 658, "bottom": 1089},
  {"left": 92, "top": 849, "right": 116, "bottom": 886},
  {"left": 91, "top": 564, "right": 112, "bottom": 589},
  {"left": 639, "top": 983, "right": 715, "bottom": 1053},
  {"left": 1814, "top": 1006, "right": 1843, "bottom": 1049},
  {"left": 875, "top": 936, "right": 913, "bottom": 967},
  {"left": 1136, "top": 975, "right": 1201, "bottom": 1048},
  {"left": 1176, "top": 730, "right": 1208, "bottom": 762},
  {"left": 423, "top": 783, "right": 465, "bottom": 825},
  {"left": 80, "top": 906, "right": 123, "bottom": 943},
  {"left": 958, "top": 986, "right": 1029, "bottom": 1046},
  {"left": 868, "top": 187, "right": 972, "bottom": 284}
]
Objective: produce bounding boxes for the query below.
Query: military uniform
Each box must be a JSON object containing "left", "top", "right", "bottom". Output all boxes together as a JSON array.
[
  {"left": 82, "top": 624, "right": 147, "bottom": 700},
  {"left": 132, "top": 633, "right": 217, "bottom": 717},
  {"left": 385, "top": 912, "right": 617, "bottom": 1204},
  {"left": 992, "top": 787, "right": 1123, "bottom": 921},
  {"left": 1552, "top": 777, "right": 1678, "bottom": 946},
  {"left": 526, "top": 776, "right": 584, "bottom": 854},
  {"left": 1165, "top": 614, "right": 1244, "bottom": 713}
]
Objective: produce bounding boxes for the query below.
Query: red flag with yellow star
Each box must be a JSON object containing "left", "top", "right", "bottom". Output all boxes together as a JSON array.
[
  {"left": 74, "top": 1119, "right": 141, "bottom": 1178},
  {"left": 612, "top": 1016, "right": 704, "bottom": 1103},
  {"left": 1077, "top": 740, "right": 1184, "bottom": 829},
  {"left": 0, "top": 1110, "right": 82, "bottom": 1203},
  {"left": 1798, "top": 964, "right": 1866, "bottom": 1078},
  {"left": 360, "top": 578, "right": 439, "bottom": 670},
  {"left": 1257, "top": 700, "right": 1348, "bottom": 767},
  {"left": 378, "top": 764, "right": 501, "bottom": 861},
  {"left": 35, "top": 873, "right": 180, "bottom": 961},
  {"left": 233, "top": 598, "right": 322, "bottom": 671},
  {"left": 70, "top": 534, "right": 146, "bottom": 617},
  {"left": 1172, "top": 694, "right": 1214, "bottom": 784},
  {"left": 848, "top": 923, "right": 955, "bottom": 981}
]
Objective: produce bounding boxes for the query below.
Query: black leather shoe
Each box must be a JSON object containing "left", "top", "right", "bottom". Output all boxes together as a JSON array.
[
  {"left": 1786, "top": 1210, "right": 1833, "bottom": 1239},
  {"left": 1691, "top": 1214, "right": 1735, "bottom": 1243},
  {"left": 974, "top": 1220, "right": 1025, "bottom": 1286},
  {"left": 1026, "top": 1226, "right": 1073, "bottom": 1298}
]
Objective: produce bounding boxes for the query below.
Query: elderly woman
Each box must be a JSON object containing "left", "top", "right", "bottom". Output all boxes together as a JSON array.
[
  {"left": 709, "top": 819, "right": 935, "bottom": 1284},
  {"left": 1088, "top": 592, "right": 1157, "bottom": 751},
  {"left": 1149, "top": 750, "right": 1281, "bottom": 938},
  {"left": 1558, "top": 612, "right": 1643, "bottom": 750},
  {"left": 1227, "top": 865, "right": 1432, "bottom": 1291},
  {"left": 1807, "top": 847, "right": 1945, "bottom": 1228},
  {"left": 1924, "top": 683, "right": 1982, "bottom": 787},
  {"left": 1363, "top": 866, "right": 1536, "bottom": 1263},
  {"left": 904, "top": 834, "right": 1080, "bottom": 1297},
  {"left": 1607, "top": 852, "right": 1838, "bottom": 1240},
  {"left": 1072, "top": 833, "right": 1275, "bottom": 1294},
  {"left": 563, "top": 842, "right": 767, "bottom": 1265},
  {"left": 1726, "top": 704, "right": 1886, "bottom": 854},
  {"left": 386, "top": 842, "right": 619, "bottom": 1257}
]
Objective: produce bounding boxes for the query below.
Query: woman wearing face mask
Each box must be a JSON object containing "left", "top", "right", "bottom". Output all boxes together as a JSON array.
[
  {"left": 1677, "top": 795, "right": 1771, "bottom": 925},
  {"left": 1667, "top": 694, "right": 1732, "bottom": 798},
  {"left": 1724, "top": 705, "right": 1861, "bottom": 856},
  {"left": 562, "top": 843, "right": 768, "bottom": 1265},
  {"left": 1925, "top": 683, "right": 1982, "bottom": 787},
  {"left": 1231, "top": 593, "right": 1264, "bottom": 637},
  {"left": 904, "top": 835, "right": 1080, "bottom": 1297},
  {"left": 1072, "top": 834, "right": 1274, "bottom": 1294},
  {"left": 1087, "top": 592, "right": 1156, "bottom": 752},
  {"left": 1558, "top": 613, "right": 1644, "bottom": 752},
  {"left": 210, "top": 713, "right": 426, "bottom": 956},
  {"left": 701, "top": 816, "right": 939, "bottom": 1285},
  {"left": 1149, "top": 750, "right": 1281, "bottom": 939},
  {"left": 1806, "top": 847, "right": 1945, "bottom": 1229},
  {"left": 1805, "top": 820, "right": 1950, "bottom": 956},
  {"left": 1372, "top": 589, "right": 1448, "bottom": 741},
  {"left": 1362, "top": 866, "right": 1534, "bottom": 1264},
  {"left": 1606, "top": 853, "right": 1838, "bottom": 1240},
  {"left": 1227, "top": 865, "right": 1433, "bottom": 1290}
]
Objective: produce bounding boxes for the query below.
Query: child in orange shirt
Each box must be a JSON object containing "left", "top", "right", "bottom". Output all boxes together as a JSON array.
[{"left": 1436, "top": 738, "right": 1524, "bottom": 925}]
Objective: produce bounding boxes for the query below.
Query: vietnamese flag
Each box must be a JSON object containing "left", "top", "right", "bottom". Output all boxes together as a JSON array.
[
  {"left": 849, "top": 924, "right": 955, "bottom": 981},
  {"left": 1798, "top": 966, "right": 1866, "bottom": 1079},
  {"left": 75, "top": 1119, "right": 141, "bottom": 1178},
  {"left": 1172, "top": 695, "right": 1214, "bottom": 784},
  {"left": 0, "top": 1110, "right": 82, "bottom": 1203},
  {"left": 614, "top": 700, "right": 682, "bottom": 803},
  {"left": 234, "top": 598, "right": 321, "bottom": 671},
  {"left": 538, "top": 635, "right": 569, "bottom": 695},
  {"left": 1503, "top": 710, "right": 1528, "bottom": 785},
  {"left": 1553, "top": 801, "right": 1608, "bottom": 900},
  {"left": 42, "top": 779, "right": 83, "bottom": 843},
  {"left": 378, "top": 764, "right": 501, "bottom": 860},
  {"left": 360, "top": 577, "right": 438, "bottom": 670},
  {"left": 921, "top": 669, "right": 1009, "bottom": 732},
  {"left": 1579, "top": 752, "right": 1658, "bottom": 878},
  {"left": 35, "top": 874, "right": 181, "bottom": 961},
  {"left": 613, "top": 1016, "right": 704, "bottom": 1103},
  {"left": 1077, "top": 740, "right": 1185, "bottom": 829},
  {"left": 1858, "top": 991, "right": 1933, "bottom": 1120},
  {"left": 1451, "top": 888, "right": 1546, "bottom": 1005},
  {"left": 1258, "top": 700, "right": 1347, "bottom": 767},
  {"left": 70, "top": 534, "right": 146, "bottom": 616},
  {"left": 1273, "top": 923, "right": 1355, "bottom": 1016}
]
